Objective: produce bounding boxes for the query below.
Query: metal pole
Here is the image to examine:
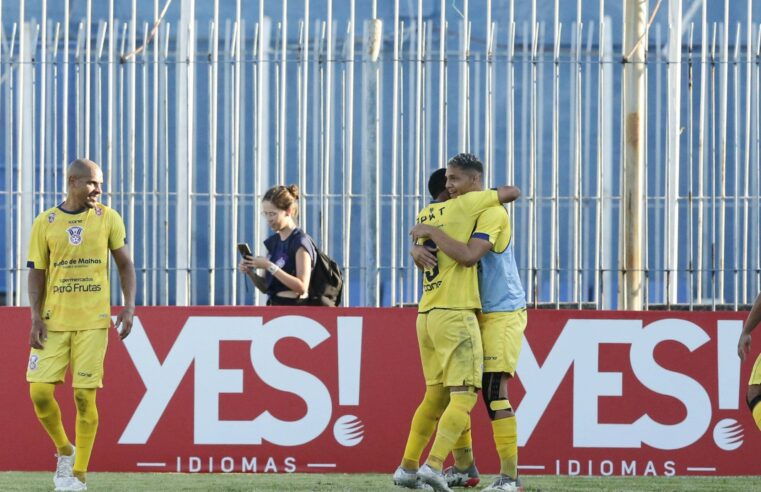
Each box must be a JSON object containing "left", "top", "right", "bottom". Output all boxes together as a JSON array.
[
  {"left": 85, "top": 0, "right": 91, "bottom": 155},
  {"left": 622, "top": 0, "right": 648, "bottom": 310},
  {"left": 742, "top": 0, "right": 753, "bottom": 304},
  {"left": 718, "top": 2, "right": 729, "bottom": 304},
  {"left": 208, "top": 0, "right": 219, "bottom": 305},
  {"left": 343, "top": 0, "right": 355, "bottom": 306},
  {"left": 696, "top": 0, "right": 707, "bottom": 303},
  {"left": 666, "top": 0, "right": 682, "bottom": 305}
]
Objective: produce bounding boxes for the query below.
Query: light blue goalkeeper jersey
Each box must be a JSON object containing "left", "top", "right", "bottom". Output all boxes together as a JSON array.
[{"left": 472, "top": 205, "right": 526, "bottom": 313}]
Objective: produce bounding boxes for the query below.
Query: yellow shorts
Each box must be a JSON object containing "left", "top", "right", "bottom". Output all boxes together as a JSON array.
[
  {"left": 749, "top": 353, "right": 761, "bottom": 385},
  {"left": 26, "top": 328, "right": 109, "bottom": 388},
  {"left": 478, "top": 308, "right": 527, "bottom": 375},
  {"left": 416, "top": 309, "right": 483, "bottom": 388}
]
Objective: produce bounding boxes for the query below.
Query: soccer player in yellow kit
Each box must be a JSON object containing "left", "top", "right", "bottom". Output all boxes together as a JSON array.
[
  {"left": 393, "top": 154, "right": 520, "bottom": 492},
  {"left": 411, "top": 168, "right": 526, "bottom": 491},
  {"left": 738, "top": 292, "right": 761, "bottom": 433},
  {"left": 26, "top": 159, "right": 136, "bottom": 491}
]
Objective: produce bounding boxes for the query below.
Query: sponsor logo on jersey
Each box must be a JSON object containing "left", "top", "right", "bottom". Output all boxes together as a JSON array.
[
  {"left": 95, "top": 206, "right": 103, "bottom": 216},
  {"left": 67, "top": 226, "right": 84, "bottom": 245},
  {"left": 28, "top": 354, "right": 39, "bottom": 371},
  {"left": 47, "top": 212, "right": 56, "bottom": 223}
]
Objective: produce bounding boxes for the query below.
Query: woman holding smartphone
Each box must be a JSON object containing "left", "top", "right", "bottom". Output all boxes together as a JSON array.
[{"left": 238, "top": 184, "right": 316, "bottom": 306}]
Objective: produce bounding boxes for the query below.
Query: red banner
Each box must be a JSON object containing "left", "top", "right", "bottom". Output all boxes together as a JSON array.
[{"left": 1, "top": 307, "right": 758, "bottom": 476}]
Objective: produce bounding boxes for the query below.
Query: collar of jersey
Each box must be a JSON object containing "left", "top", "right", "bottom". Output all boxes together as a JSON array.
[{"left": 57, "top": 203, "right": 88, "bottom": 215}]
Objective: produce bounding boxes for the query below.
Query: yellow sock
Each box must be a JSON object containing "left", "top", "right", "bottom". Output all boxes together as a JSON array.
[
  {"left": 30, "top": 383, "right": 71, "bottom": 453},
  {"left": 753, "top": 403, "right": 761, "bottom": 432},
  {"left": 401, "top": 385, "right": 449, "bottom": 470},
  {"left": 492, "top": 416, "right": 518, "bottom": 477},
  {"left": 452, "top": 419, "right": 474, "bottom": 470},
  {"left": 426, "top": 391, "right": 477, "bottom": 471},
  {"left": 73, "top": 388, "right": 98, "bottom": 482}
]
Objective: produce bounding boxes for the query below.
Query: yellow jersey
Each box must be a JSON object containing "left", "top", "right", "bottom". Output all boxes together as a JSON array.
[
  {"left": 27, "top": 204, "right": 127, "bottom": 331},
  {"left": 416, "top": 189, "right": 500, "bottom": 312}
]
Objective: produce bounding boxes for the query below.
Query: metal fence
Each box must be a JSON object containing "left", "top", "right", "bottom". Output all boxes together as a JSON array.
[{"left": 1, "top": 0, "right": 760, "bottom": 309}]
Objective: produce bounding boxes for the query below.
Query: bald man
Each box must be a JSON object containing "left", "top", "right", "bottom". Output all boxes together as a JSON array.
[{"left": 26, "top": 159, "right": 136, "bottom": 491}]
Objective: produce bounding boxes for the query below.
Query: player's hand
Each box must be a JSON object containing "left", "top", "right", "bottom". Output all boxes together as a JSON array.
[
  {"left": 115, "top": 307, "right": 134, "bottom": 340},
  {"left": 29, "top": 318, "right": 48, "bottom": 349},
  {"left": 738, "top": 332, "right": 752, "bottom": 362},
  {"left": 411, "top": 245, "right": 437, "bottom": 269},
  {"left": 239, "top": 257, "right": 255, "bottom": 273},
  {"left": 410, "top": 224, "right": 436, "bottom": 242}
]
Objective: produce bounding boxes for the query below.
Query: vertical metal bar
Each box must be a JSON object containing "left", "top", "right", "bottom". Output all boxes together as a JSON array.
[
  {"left": 52, "top": 23, "right": 60, "bottom": 202},
  {"left": 323, "top": 0, "right": 333, "bottom": 251},
  {"left": 438, "top": 0, "right": 446, "bottom": 168},
  {"left": 279, "top": 0, "right": 288, "bottom": 185},
  {"left": 484, "top": 0, "right": 492, "bottom": 181},
  {"left": 40, "top": 0, "right": 47, "bottom": 209},
  {"left": 687, "top": 23, "right": 695, "bottom": 310},
  {"left": 160, "top": 22, "right": 170, "bottom": 303},
  {"left": 733, "top": 24, "right": 741, "bottom": 310},
  {"left": 209, "top": 0, "right": 219, "bottom": 305},
  {"left": 742, "top": 0, "right": 753, "bottom": 305},
  {"left": 343, "top": 0, "right": 355, "bottom": 306},
  {"left": 414, "top": 0, "right": 424, "bottom": 303},
  {"left": 140, "top": 21, "right": 149, "bottom": 304},
  {"left": 666, "top": 0, "right": 682, "bottom": 306},
  {"left": 127, "top": 0, "right": 136, "bottom": 306},
  {"left": 63, "top": 0, "right": 69, "bottom": 168},
  {"left": 458, "top": 0, "right": 469, "bottom": 151},
  {"left": 696, "top": 0, "right": 707, "bottom": 303},
  {"left": 231, "top": 2, "right": 242, "bottom": 304},
  {"left": 16, "top": 0, "right": 27, "bottom": 305},
  {"left": 551, "top": 0, "right": 560, "bottom": 306},
  {"left": 528, "top": 22, "right": 539, "bottom": 306},
  {"left": 595, "top": 3, "right": 605, "bottom": 308},
  {"left": 299, "top": 0, "right": 310, "bottom": 233},
  {"left": 718, "top": 2, "right": 729, "bottom": 304},
  {"left": 391, "top": 0, "right": 400, "bottom": 305},
  {"left": 570, "top": 13, "right": 584, "bottom": 309},
  {"left": 151, "top": 0, "right": 160, "bottom": 305},
  {"left": 710, "top": 22, "right": 717, "bottom": 310},
  {"left": 85, "top": 0, "right": 91, "bottom": 155}
]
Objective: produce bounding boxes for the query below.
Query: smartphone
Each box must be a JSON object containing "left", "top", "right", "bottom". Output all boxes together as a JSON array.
[{"left": 237, "top": 243, "right": 253, "bottom": 258}]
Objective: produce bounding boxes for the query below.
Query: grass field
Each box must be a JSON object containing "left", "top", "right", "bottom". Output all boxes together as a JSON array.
[{"left": 1, "top": 472, "right": 760, "bottom": 491}]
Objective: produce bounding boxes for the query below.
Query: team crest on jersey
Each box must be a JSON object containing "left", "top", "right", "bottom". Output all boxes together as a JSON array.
[
  {"left": 28, "top": 355, "right": 39, "bottom": 371},
  {"left": 47, "top": 212, "right": 56, "bottom": 223},
  {"left": 95, "top": 206, "right": 102, "bottom": 216},
  {"left": 67, "top": 226, "right": 84, "bottom": 245}
]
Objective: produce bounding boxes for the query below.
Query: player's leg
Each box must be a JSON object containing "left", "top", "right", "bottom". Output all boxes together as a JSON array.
[
  {"left": 443, "top": 418, "right": 480, "bottom": 488},
  {"left": 395, "top": 312, "right": 450, "bottom": 489},
  {"left": 70, "top": 328, "right": 108, "bottom": 486},
  {"left": 418, "top": 310, "right": 482, "bottom": 491},
  {"left": 746, "top": 354, "right": 761, "bottom": 431},
  {"left": 480, "top": 309, "right": 526, "bottom": 492},
  {"left": 27, "top": 331, "right": 76, "bottom": 489}
]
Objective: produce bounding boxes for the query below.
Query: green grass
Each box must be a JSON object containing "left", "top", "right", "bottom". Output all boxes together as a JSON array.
[{"left": 2, "top": 472, "right": 761, "bottom": 491}]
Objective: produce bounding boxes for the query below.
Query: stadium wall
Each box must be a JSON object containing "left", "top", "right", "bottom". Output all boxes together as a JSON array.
[{"left": 1, "top": 307, "right": 756, "bottom": 476}]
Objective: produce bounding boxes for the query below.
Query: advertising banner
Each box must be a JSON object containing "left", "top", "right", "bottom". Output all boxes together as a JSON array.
[{"left": 1, "top": 307, "right": 757, "bottom": 476}]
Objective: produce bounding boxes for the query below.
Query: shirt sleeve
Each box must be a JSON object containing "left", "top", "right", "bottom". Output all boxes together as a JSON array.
[
  {"left": 297, "top": 233, "right": 317, "bottom": 267},
  {"left": 459, "top": 189, "right": 500, "bottom": 218},
  {"left": 27, "top": 215, "right": 49, "bottom": 269},
  {"left": 108, "top": 209, "right": 127, "bottom": 250},
  {"left": 472, "top": 206, "right": 505, "bottom": 246}
]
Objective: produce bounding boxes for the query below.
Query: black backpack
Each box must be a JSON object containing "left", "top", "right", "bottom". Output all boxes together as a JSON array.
[{"left": 306, "top": 239, "right": 344, "bottom": 306}]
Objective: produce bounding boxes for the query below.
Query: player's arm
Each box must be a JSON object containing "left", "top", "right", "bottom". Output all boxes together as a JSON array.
[
  {"left": 495, "top": 185, "right": 521, "bottom": 204},
  {"left": 739, "top": 292, "right": 761, "bottom": 361},
  {"left": 111, "top": 246, "right": 136, "bottom": 340},
  {"left": 410, "top": 224, "right": 491, "bottom": 267},
  {"left": 28, "top": 268, "right": 47, "bottom": 349}
]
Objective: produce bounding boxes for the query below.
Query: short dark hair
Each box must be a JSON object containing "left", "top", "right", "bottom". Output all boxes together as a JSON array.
[
  {"left": 428, "top": 168, "right": 447, "bottom": 200},
  {"left": 447, "top": 152, "right": 484, "bottom": 175}
]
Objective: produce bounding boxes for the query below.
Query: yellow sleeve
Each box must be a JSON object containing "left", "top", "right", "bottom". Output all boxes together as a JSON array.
[
  {"left": 458, "top": 189, "right": 500, "bottom": 218},
  {"left": 27, "top": 214, "right": 49, "bottom": 269},
  {"left": 473, "top": 206, "right": 506, "bottom": 246},
  {"left": 108, "top": 209, "right": 127, "bottom": 250}
]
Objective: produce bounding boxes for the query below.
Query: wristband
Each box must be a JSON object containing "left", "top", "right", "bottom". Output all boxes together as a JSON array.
[{"left": 266, "top": 263, "right": 280, "bottom": 275}]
